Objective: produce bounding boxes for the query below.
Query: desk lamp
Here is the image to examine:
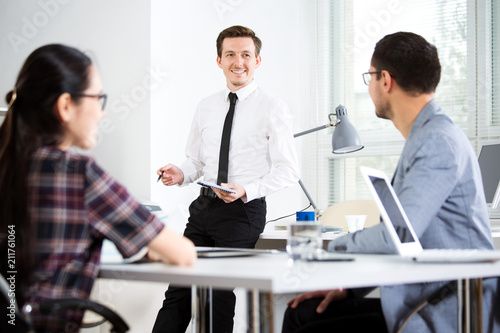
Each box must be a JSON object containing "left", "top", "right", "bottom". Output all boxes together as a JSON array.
[{"left": 294, "top": 104, "right": 364, "bottom": 215}]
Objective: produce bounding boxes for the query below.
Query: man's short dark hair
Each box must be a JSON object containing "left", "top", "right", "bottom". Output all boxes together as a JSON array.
[
  {"left": 371, "top": 32, "right": 441, "bottom": 94},
  {"left": 216, "top": 25, "right": 262, "bottom": 58}
]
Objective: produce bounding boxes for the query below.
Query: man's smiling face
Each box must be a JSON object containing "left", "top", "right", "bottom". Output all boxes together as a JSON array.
[{"left": 217, "top": 37, "right": 261, "bottom": 91}]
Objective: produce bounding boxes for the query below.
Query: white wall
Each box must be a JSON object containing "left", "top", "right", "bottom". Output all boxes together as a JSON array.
[
  {"left": 150, "top": 0, "right": 305, "bottom": 233},
  {"left": 0, "top": 0, "right": 306, "bottom": 232},
  {"left": 0, "top": 0, "right": 152, "bottom": 199},
  {"left": 0, "top": 1, "right": 308, "bottom": 332}
]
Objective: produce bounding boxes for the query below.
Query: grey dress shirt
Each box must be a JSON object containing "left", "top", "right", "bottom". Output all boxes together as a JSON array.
[{"left": 328, "top": 100, "right": 500, "bottom": 332}]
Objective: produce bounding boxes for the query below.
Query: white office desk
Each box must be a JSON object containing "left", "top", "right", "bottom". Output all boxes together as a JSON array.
[{"left": 99, "top": 252, "right": 500, "bottom": 333}]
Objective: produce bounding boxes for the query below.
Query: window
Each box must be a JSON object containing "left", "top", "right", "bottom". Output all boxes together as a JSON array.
[
  {"left": 491, "top": 0, "right": 500, "bottom": 126},
  {"left": 300, "top": 0, "right": 500, "bottom": 211}
]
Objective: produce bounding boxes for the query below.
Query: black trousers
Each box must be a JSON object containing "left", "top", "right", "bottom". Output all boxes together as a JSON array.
[
  {"left": 281, "top": 296, "right": 387, "bottom": 333},
  {"left": 152, "top": 195, "right": 266, "bottom": 333}
]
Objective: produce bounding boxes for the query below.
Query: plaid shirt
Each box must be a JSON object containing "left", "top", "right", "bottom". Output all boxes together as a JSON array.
[{"left": 26, "top": 146, "right": 164, "bottom": 332}]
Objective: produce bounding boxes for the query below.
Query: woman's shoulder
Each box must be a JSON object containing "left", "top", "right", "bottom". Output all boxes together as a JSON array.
[{"left": 33, "top": 146, "right": 97, "bottom": 172}]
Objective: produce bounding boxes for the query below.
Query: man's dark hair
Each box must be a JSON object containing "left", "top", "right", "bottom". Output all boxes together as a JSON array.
[
  {"left": 216, "top": 25, "right": 262, "bottom": 58},
  {"left": 371, "top": 32, "right": 441, "bottom": 94}
]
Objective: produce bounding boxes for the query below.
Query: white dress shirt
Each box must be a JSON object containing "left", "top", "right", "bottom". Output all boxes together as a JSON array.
[{"left": 180, "top": 80, "right": 300, "bottom": 202}]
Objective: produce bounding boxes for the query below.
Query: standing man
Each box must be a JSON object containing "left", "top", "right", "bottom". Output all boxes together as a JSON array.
[
  {"left": 282, "top": 32, "right": 499, "bottom": 332},
  {"left": 153, "top": 25, "right": 300, "bottom": 333}
]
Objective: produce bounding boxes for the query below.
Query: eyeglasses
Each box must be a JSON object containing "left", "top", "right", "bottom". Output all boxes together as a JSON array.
[
  {"left": 72, "top": 93, "right": 108, "bottom": 110},
  {"left": 362, "top": 71, "right": 382, "bottom": 85}
]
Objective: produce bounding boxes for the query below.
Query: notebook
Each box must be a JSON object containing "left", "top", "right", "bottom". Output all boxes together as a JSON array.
[
  {"left": 196, "top": 247, "right": 278, "bottom": 258},
  {"left": 360, "top": 166, "right": 500, "bottom": 263},
  {"left": 197, "top": 181, "right": 236, "bottom": 194}
]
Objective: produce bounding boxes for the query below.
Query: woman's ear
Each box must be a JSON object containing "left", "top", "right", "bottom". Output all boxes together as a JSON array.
[{"left": 56, "top": 93, "right": 73, "bottom": 123}]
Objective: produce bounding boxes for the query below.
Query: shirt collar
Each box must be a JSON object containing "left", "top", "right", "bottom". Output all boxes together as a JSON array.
[
  {"left": 411, "top": 100, "right": 440, "bottom": 129},
  {"left": 225, "top": 80, "right": 257, "bottom": 102},
  {"left": 408, "top": 99, "right": 442, "bottom": 139}
]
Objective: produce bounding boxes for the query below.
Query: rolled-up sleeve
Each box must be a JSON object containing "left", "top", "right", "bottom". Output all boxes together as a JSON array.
[{"left": 85, "top": 160, "right": 164, "bottom": 258}]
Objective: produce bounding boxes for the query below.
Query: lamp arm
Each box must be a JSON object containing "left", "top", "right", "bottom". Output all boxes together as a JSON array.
[
  {"left": 298, "top": 179, "right": 317, "bottom": 210},
  {"left": 294, "top": 114, "right": 339, "bottom": 218},
  {"left": 294, "top": 124, "right": 331, "bottom": 138},
  {"left": 293, "top": 115, "right": 339, "bottom": 138}
]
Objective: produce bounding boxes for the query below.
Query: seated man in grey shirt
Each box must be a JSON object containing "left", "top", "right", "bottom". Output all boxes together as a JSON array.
[{"left": 282, "top": 32, "right": 500, "bottom": 333}]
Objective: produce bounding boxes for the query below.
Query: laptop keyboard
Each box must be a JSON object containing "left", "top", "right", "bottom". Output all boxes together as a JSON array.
[{"left": 413, "top": 249, "right": 500, "bottom": 262}]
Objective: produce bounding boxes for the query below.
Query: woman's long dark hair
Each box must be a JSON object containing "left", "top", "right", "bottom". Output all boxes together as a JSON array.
[{"left": 0, "top": 44, "right": 92, "bottom": 303}]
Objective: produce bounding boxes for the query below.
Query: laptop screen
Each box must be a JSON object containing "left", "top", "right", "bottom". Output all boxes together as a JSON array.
[
  {"left": 368, "top": 175, "right": 415, "bottom": 243},
  {"left": 477, "top": 143, "right": 500, "bottom": 208}
]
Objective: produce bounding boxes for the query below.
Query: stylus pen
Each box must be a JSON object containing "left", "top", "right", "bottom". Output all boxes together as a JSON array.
[{"left": 157, "top": 171, "right": 164, "bottom": 183}]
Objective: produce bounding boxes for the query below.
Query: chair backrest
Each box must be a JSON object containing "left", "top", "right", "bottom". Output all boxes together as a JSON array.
[
  {"left": 319, "top": 200, "right": 380, "bottom": 228},
  {"left": 0, "top": 273, "right": 128, "bottom": 333}
]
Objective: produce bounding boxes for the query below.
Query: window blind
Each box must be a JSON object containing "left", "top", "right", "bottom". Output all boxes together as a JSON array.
[
  {"left": 492, "top": 1, "right": 500, "bottom": 127},
  {"left": 300, "top": 0, "right": 499, "bottom": 212}
]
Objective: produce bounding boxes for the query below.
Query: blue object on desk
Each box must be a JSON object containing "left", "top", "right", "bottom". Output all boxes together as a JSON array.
[{"left": 296, "top": 211, "right": 315, "bottom": 221}]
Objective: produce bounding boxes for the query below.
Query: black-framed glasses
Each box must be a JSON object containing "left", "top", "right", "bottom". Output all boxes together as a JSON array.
[
  {"left": 72, "top": 93, "right": 107, "bottom": 110},
  {"left": 362, "top": 71, "right": 382, "bottom": 85}
]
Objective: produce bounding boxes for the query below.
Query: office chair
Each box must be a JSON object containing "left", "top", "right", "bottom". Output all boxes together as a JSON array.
[
  {"left": 1, "top": 273, "right": 129, "bottom": 333},
  {"left": 320, "top": 199, "right": 380, "bottom": 229},
  {"left": 396, "top": 281, "right": 457, "bottom": 332}
]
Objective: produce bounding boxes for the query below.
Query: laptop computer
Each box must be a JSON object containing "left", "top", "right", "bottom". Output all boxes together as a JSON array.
[{"left": 360, "top": 166, "right": 500, "bottom": 263}]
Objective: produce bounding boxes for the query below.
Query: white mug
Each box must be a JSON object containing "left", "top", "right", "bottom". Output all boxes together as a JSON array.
[{"left": 345, "top": 215, "right": 367, "bottom": 233}]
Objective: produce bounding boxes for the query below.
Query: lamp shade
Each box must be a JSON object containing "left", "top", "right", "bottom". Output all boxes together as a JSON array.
[{"left": 331, "top": 105, "right": 364, "bottom": 153}]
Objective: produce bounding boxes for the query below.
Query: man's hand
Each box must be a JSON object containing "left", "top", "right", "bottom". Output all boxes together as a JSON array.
[
  {"left": 287, "top": 289, "right": 349, "bottom": 314},
  {"left": 212, "top": 183, "right": 246, "bottom": 203},
  {"left": 157, "top": 164, "right": 184, "bottom": 186}
]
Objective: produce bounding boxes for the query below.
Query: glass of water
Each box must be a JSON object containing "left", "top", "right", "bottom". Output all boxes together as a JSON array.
[{"left": 286, "top": 222, "right": 322, "bottom": 260}]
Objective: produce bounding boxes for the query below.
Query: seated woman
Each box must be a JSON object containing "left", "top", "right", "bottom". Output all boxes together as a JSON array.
[{"left": 0, "top": 44, "right": 196, "bottom": 332}]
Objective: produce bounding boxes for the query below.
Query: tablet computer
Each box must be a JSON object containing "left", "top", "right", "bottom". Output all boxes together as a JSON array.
[{"left": 196, "top": 247, "right": 277, "bottom": 258}]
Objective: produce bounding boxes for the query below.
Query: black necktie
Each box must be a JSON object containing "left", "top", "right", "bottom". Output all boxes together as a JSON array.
[{"left": 217, "top": 92, "right": 238, "bottom": 185}]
